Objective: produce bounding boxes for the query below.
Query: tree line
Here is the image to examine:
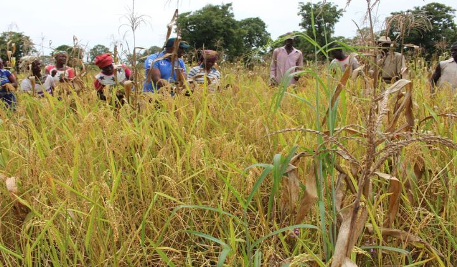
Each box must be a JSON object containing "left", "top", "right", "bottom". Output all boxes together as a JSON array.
[{"left": 1, "top": 2, "right": 456, "bottom": 65}]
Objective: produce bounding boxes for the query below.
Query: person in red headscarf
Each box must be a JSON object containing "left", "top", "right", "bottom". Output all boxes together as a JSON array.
[
  {"left": 188, "top": 50, "right": 221, "bottom": 92},
  {"left": 93, "top": 53, "right": 132, "bottom": 100}
]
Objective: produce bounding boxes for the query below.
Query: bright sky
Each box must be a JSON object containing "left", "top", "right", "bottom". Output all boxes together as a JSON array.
[{"left": 3, "top": 0, "right": 456, "bottom": 56}]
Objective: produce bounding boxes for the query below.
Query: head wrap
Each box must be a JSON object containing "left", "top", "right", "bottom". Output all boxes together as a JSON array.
[
  {"left": 53, "top": 51, "right": 68, "bottom": 59},
  {"left": 94, "top": 53, "right": 113, "bottom": 69},
  {"left": 200, "top": 50, "right": 218, "bottom": 62},
  {"left": 19, "top": 56, "right": 40, "bottom": 71}
]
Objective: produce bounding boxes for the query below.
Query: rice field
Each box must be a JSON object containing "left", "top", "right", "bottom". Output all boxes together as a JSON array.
[{"left": 1, "top": 62, "right": 457, "bottom": 266}]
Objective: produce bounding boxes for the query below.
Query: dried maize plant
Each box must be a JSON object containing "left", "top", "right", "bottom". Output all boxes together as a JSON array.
[
  {"left": 6, "top": 41, "right": 17, "bottom": 69},
  {"left": 385, "top": 11, "right": 431, "bottom": 55},
  {"left": 71, "top": 37, "right": 89, "bottom": 95},
  {"left": 119, "top": 0, "right": 149, "bottom": 106},
  {"left": 272, "top": 62, "right": 457, "bottom": 265}
]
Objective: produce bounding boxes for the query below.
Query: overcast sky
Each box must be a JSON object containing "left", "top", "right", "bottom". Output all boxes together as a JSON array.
[{"left": 3, "top": 0, "right": 456, "bottom": 55}]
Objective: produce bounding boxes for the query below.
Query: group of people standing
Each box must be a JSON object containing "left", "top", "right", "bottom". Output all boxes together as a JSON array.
[
  {"left": 270, "top": 33, "right": 457, "bottom": 91},
  {"left": 0, "top": 52, "right": 75, "bottom": 107},
  {"left": 0, "top": 37, "right": 223, "bottom": 107},
  {"left": 1, "top": 34, "right": 456, "bottom": 108}
]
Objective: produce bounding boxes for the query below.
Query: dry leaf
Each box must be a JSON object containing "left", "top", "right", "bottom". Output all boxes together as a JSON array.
[
  {"left": 295, "top": 168, "right": 318, "bottom": 223},
  {"left": 332, "top": 202, "right": 368, "bottom": 267},
  {"left": 322, "top": 66, "right": 352, "bottom": 126},
  {"left": 375, "top": 172, "right": 401, "bottom": 227},
  {"left": 366, "top": 224, "right": 445, "bottom": 260},
  {"left": 342, "top": 258, "right": 358, "bottom": 267},
  {"left": 5, "top": 177, "right": 18, "bottom": 194},
  {"left": 281, "top": 165, "right": 300, "bottom": 216}
]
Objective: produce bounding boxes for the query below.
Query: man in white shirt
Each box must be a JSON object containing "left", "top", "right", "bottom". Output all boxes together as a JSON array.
[{"left": 431, "top": 42, "right": 457, "bottom": 93}]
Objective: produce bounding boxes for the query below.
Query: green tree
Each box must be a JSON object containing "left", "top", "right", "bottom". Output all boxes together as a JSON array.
[
  {"left": 239, "top": 17, "right": 271, "bottom": 52},
  {"left": 177, "top": 3, "right": 269, "bottom": 61},
  {"left": 0, "top": 31, "right": 35, "bottom": 64},
  {"left": 297, "top": 2, "right": 344, "bottom": 58},
  {"left": 89, "top": 44, "right": 110, "bottom": 62},
  {"left": 389, "top": 3, "right": 457, "bottom": 58}
]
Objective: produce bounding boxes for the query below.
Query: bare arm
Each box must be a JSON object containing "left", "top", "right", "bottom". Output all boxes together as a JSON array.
[
  {"left": 152, "top": 68, "right": 167, "bottom": 87},
  {"left": 294, "top": 52, "right": 304, "bottom": 81},
  {"left": 430, "top": 63, "right": 441, "bottom": 93},
  {"left": 7, "top": 74, "right": 18, "bottom": 88}
]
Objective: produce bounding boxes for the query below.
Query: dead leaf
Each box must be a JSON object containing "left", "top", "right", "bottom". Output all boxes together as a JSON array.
[
  {"left": 295, "top": 167, "right": 318, "bottom": 223},
  {"left": 5, "top": 176, "right": 18, "bottom": 194},
  {"left": 322, "top": 66, "right": 352, "bottom": 126},
  {"left": 366, "top": 224, "right": 445, "bottom": 260},
  {"left": 332, "top": 202, "right": 368, "bottom": 267},
  {"left": 375, "top": 172, "right": 401, "bottom": 227},
  {"left": 281, "top": 165, "right": 300, "bottom": 217}
]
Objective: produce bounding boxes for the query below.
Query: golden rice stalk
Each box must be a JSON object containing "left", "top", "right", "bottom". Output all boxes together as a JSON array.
[
  {"left": 29, "top": 76, "right": 36, "bottom": 96},
  {"left": 4, "top": 83, "right": 16, "bottom": 92}
]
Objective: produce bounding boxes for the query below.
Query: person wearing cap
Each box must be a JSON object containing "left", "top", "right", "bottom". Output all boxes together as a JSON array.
[
  {"left": 188, "top": 50, "right": 221, "bottom": 92},
  {"left": 376, "top": 36, "right": 406, "bottom": 83},
  {"left": 430, "top": 41, "right": 457, "bottom": 93},
  {"left": 329, "top": 46, "right": 359, "bottom": 74},
  {"left": 143, "top": 38, "right": 189, "bottom": 92},
  {"left": 20, "top": 58, "right": 55, "bottom": 97},
  {"left": 0, "top": 58, "right": 18, "bottom": 107},
  {"left": 270, "top": 33, "right": 303, "bottom": 86},
  {"left": 93, "top": 53, "right": 132, "bottom": 100},
  {"left": 45, "top": 51, "right": 75, "bottom": 83}
]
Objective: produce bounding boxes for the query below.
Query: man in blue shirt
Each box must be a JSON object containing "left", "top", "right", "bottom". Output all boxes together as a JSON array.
[{"left": 143, "top": 38, "right": 190, "bottom": 92}]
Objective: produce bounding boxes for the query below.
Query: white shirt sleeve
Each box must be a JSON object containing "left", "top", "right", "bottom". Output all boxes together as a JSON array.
[{"left": 44, "top": 75, "right": 55, "bottom": 93}]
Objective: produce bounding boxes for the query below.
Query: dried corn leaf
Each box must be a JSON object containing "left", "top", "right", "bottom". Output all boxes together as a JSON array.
[
  {"left": 342, "top": 258, "right": 358, "bottom": 267},
  {"left": 366, "top": 224, "right": 445, "bottom": 259},
  {"left": 5, "top": 177, "right": 18, "bottom": 194},
  {"left": 331, "top": 203, "right": 368, "bottom": 267},
  {"left": 351, "top": 65, "right": 365, "bottom": 80},
  {"left": 385, "top": 83, "right": 414, "bottom": 133},
  {"left": 375, "top": 172, "right": 401, "bottom": 227},
  {"left": 322, "top": 65, "right": 352, "bottom": 126},
  {"left": 295, "top": 168, "right": 318, "bottom": 223},
  {"left": 280, "top": 165, "right": 300, "bottom": 216}
]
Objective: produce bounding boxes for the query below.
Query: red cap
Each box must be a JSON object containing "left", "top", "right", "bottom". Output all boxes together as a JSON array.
[{"left": 94, "top": 53, "right": 113, "bottom": 68}]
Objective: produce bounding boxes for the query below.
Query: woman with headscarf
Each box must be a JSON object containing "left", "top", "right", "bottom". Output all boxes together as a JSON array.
[
  {"left": 45, "top": 51, "right": 75, "bottom": 82},
  {"left": 188, "top": 50, "right": 221, "bottom": 91},
  {"left": 93, "top": 53, "right": 132, "bottom": 101},
  {"left": 0, "top": 58, "right": 18, "bottom": 107},
  {"left": 20, "top": 58, "right": 55, "bottom": 97}
]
